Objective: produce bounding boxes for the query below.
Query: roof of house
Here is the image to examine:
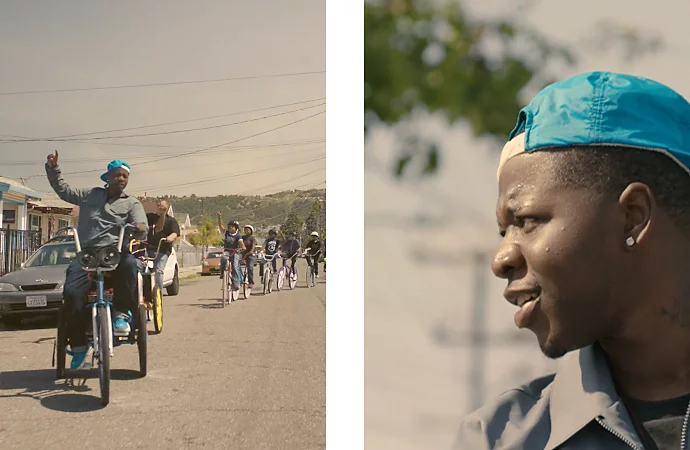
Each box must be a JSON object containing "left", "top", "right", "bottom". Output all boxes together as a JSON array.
[
  {"left": 29, "top": 192, "right": 74, "bottom": 210},
  {"left": 0, "top": 176, "right": 42, "bottom": 199}
]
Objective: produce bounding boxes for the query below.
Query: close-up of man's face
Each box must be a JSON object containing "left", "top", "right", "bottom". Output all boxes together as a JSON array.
[{"left": 493, "top": 151, "right": 630, "bottom": 359}]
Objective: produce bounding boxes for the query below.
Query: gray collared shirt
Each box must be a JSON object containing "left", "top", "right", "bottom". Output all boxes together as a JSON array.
[
  {"left": 455, "top": 344, "right": 652, "bottom": 450},
  {"left": 46, "top": 164, "right": 147, "bottom": 249}
]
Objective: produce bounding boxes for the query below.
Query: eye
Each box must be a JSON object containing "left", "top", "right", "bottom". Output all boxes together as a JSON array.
[{"left": 516, "top": 216, "right": 541, "bottom": 233}]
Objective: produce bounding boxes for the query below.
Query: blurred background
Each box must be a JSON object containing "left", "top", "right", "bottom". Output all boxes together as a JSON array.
[{"left": 364, "top": 0, "right": 690, "bottom": 448}]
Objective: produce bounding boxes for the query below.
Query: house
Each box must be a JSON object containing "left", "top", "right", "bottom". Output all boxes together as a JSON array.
[
  {"left": 0, "top": 177, "right": 44, "bottom": 274},
  {"left": 0, "top": 176, "right": 43, "bottom": 231},
  {"left": 173, "top": 211, "right": 193, "bottom": 240},
  {"left": 27, "top": 192, "right": 77, "bottom": 241}
]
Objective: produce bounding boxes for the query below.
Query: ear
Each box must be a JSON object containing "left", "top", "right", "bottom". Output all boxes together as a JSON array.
[{"left": 618, "top": 182, "right": 656, "bottom": 246}]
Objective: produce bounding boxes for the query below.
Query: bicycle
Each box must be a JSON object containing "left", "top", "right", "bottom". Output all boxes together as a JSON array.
[
  {"left": 260, "top": 253, "right": 278, "bottom": 295},
  {"left": 130, "top": 237, "right": 166, "bottom": 334},
  {"left": 220, "top": 248, "right": 242, "bottom": 306},
  {"left": 240, "top": 256, "right": 252, "bottom": 300},
  {"left": 303, "top": 249, "right": 317, "bottom": 288},
  {"left": 276, "top": 253, "right": 298, "bottom": 291},
  {"left": 52, "top": 224, "right": 147, "bottom": 406}
]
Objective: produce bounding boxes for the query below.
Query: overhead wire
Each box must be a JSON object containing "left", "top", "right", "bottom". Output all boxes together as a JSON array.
[
  {"left": 0, "top": 70, "right": 326, "bottom": 96},
  {"left": 129, "top": 155, "right": 325, "bottom": 194},
  {"left": 0, "top": 102, "right": 325, "bottom": 142},
  {"left": 20, "top": 108, "right": 325, "bottom": 179},
  {"left": 1, "top": 137, "right": 326, "bottom": 166},
  {"left": 0, "top": 98, "right": 325, "bottom": 143}
]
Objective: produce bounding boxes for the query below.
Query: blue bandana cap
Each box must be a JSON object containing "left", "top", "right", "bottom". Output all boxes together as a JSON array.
[
  {"left": 101, "top": 160, "right": 131, "bottom": 183},
  {"left": 497, "top": 71, "right": 690, "bottom": 179}
]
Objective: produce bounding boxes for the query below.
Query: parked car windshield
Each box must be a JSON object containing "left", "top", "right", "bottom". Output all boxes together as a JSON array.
[
  {"left": 206, "top": 252, "right": 223, "bottom": 259},
  {"left": 24, "top": 243, "right": 77, "bottom": 267}
]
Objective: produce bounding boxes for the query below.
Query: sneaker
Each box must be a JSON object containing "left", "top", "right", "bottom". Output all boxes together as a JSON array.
[
  {"left": 113, "top": 311, "right": 132, "bottom": 334},
  {"left": 316, "top": 274, "right": 320, "bottom": 278},
  {"left": 249, "top": 283, "right": 254, "bottom": 289},
  {"left": 69, "top": 345, "right": 92, "bottom": 370}
]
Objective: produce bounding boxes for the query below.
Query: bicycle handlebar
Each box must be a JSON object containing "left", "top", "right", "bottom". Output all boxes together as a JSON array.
[
  {"left": 130, "top": 237, "right": 166, "bottom": 260},
  {"left": 61, "top": 224, "right": 135, "bottom": 254}
]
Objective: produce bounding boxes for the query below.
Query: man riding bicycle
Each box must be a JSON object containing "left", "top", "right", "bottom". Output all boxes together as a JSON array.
[
  {"left": 242, "top": 225, "right": 257, "bottom": 289},
  {"left": 282, "top": 231, "right": 301, "bottom": 273},
  {"left": 259, "top": 229, "right": 281, "bottom": 278},
  {"left": 145, "top": 199, "right": 180, "bottom": 289},
  {"left": 46, "top": 152, "right": 148, "bottom": 370},
  {"left": 304, "top": 231, "right": 322, "bottom": 278},
  {"left": 217, "top": 212, "right": 245, "bottom": 289}
]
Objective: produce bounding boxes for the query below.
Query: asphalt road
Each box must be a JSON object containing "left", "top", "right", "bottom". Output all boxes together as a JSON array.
[{"left": 0, "top": 260, "right": 325, "bottom": 450}]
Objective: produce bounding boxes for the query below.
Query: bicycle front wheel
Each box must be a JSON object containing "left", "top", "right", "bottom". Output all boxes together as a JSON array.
[
  {"left": 263, "top": 268, "right": 271, "bottom": 295},
  {"left": 152, "top": 286, "right": 163, "bottom": 334},
  {"left": 97, "top": 305, "right": 111, "bottom": 406}
]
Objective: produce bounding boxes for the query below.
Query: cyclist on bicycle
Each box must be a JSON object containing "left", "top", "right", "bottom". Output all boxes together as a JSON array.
[
  {"left": 145, "top": 199, "right": 180, "bottom": 289},
  {"left": 322, "top": 238, "right": 326, "bottom": 273},
  {"left": 217, "top": 211, "right": 245, "bottom": 289},
  {"left": 46, "top": 152, "right": 148, "bottom": 370},
  {"left": 242, "top": 225, "right": 257, "bottom": 288},
  {"left": 259, "top": 229, "right": 281, "bottom": 278},
  {"left": 304, "top": 231, "right": 322, "bottom": 278},
  {"left": 282, "top": 231, "right": 301, "bottom": 273}
]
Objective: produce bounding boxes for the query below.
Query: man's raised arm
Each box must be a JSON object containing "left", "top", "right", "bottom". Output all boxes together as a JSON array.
[{"left": 45, "top": 150, "right": 90, "bottom": 205}]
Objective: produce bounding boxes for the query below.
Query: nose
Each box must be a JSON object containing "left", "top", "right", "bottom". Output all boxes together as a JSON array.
[{"left": 491, "top": 241, "right": 526, "bottom": 279}]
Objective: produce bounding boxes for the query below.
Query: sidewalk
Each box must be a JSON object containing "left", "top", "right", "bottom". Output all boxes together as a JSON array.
[{"left": 179, "top": 265, "right": 201, "bottom": 278}]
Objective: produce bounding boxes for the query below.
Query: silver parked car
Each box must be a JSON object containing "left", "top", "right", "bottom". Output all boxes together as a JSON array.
[{"left": 0, "top": 239, "right": 76, "bottom": 326}]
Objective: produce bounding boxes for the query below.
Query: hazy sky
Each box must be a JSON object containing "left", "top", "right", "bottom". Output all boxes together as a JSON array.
[{"left": 0, "top": 0, "right": 325, "bottom": 197}]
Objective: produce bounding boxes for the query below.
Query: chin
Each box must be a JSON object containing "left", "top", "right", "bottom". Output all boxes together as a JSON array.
[{"left": 538, "top": 331, "right": 593, "bottom": 360}]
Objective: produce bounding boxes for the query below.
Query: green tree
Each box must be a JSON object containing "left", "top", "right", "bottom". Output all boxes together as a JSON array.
[
  {"left": 187, "top": 233, "right": 202, "bottom": 249},
  {"left": 281, "top": 210, "right": 304, "bottom": 237},
  {"left": 304, "top": 200, "right": 322, "bottom": 241},
  {"left": 197, "top": 216, "right": 220, "bottom": 254},
  {"left": 364, "top": 0, "right": 662, "bottom": 177}
]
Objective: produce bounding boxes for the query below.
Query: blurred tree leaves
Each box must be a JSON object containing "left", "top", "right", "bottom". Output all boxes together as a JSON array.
[{"left": 364, "top": 0, "right": 662, "bottom": 177}]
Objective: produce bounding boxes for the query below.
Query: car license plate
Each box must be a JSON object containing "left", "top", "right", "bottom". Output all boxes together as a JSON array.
[{"left": 26, "top": 295, "right": 48, "bottom": 308}]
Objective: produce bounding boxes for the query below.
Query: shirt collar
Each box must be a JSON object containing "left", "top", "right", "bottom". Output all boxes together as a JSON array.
[{"left": 545, "top": 344, "right": 643, "bottom": 450}]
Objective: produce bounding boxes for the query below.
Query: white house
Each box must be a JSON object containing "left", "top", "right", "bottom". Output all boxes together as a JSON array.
[
  {"left": 0, "top": 177, "right": 44, "bottom": 274},
  {"left": 27, "top": 192, "right": 77, "bottom": 241},
  {"left": 0, "top": 176, "right": 43, "bottom": 232}
]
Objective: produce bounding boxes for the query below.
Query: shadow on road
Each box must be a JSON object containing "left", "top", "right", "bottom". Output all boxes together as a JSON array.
[
  {"left": 0, "top": 368, "right": 142, "bottom": 412},
  {"left": 0, "top": 314, "right": 57, "bottom": 332},
  {"left": 0, "top": 369, "right": 103, "bottom": 412}
]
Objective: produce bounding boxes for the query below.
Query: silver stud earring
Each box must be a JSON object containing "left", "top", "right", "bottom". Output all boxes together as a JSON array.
[{"left": 625, "top": 236, "right": 636, "bottom": 247}]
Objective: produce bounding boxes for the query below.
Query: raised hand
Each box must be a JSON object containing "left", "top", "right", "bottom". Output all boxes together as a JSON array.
[{"left": 46, "top": 150, "right": 59, "bottom": 168}]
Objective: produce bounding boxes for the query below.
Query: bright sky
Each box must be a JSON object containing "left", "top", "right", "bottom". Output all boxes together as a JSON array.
[{"left": 0, "top": 0, "right": 326, "bottom": 197}]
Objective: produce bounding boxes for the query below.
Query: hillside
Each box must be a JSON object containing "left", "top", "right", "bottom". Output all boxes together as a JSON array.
[{"left": 154, "top": 188, "right": 326, "bottom": 233}]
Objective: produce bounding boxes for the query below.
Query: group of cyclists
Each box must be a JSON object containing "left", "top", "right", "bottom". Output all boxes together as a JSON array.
[
  {"left": 217, "top": 210, "right": 324, "bottom": 291},
  {"left": 44, "top": 152, "right": 324, "bottom": 371}
]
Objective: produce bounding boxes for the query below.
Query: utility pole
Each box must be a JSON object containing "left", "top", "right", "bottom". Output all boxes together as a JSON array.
[{"left": 419, "top": 247, "right": 550, "bottom": 412}]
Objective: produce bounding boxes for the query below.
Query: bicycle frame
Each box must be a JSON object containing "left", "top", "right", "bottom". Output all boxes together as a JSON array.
[{"left": 60, "top": 224, "right": 132, "bottom": 358}]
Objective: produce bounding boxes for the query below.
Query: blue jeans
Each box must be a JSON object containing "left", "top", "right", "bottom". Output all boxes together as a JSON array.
[
  {"left": 220, "top": 252, "right": 241, "bottom": 287},
  {"left": 146, "top": 249, "right": 169, "bottom": 289},
  {"left": 245, "top": 255, "right": 256, "bottom": 285}
]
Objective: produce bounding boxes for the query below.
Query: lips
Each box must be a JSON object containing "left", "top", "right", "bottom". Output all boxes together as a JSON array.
[{"left": 505, "top": 287, "right": 542, "bottom": 329}]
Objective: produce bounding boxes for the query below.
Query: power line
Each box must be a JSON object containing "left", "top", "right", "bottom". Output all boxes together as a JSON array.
[
  {"left": 0, "top": 98, "right": 325, "bottom": 142},
  {"left": 1, "top": 138, "right": 326, "bottom": 167},
  {"left": 0, "top": 102, "right": 325, "bottom": 142},
  {"left": 0, "top": 70, "right": 326, "bottom": 96},
  {"left": 132, "top": 110, "right": 325, "bottom": 168},
  {"left": 130, "top": 155, "right": 325, "bottom": 194},
  {"left": 25, "top": 109, "right": 326, "bottom": 178},
  {"left": 0, "top": 136, "right": 323, "bottom": 150}
]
